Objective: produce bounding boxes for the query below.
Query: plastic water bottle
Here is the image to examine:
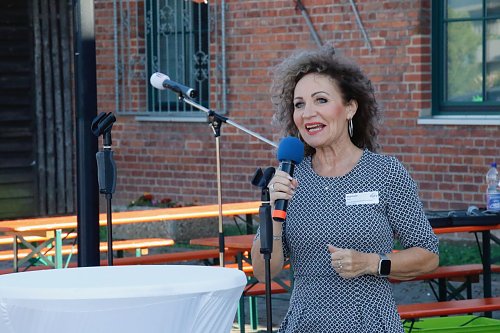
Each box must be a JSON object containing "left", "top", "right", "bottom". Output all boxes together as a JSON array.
[{"left": 486, "top": 162, "right": 500, "bottom": 212}]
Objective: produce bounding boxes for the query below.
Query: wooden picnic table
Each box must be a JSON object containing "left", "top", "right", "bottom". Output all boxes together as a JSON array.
[
  {"left": 192, "top": 223, "right": 500, "bottom": 331},
  {"left": 0, "top": 201, "right": 261, "bottom": 270},
  {"left": 190, "top": 223, "right": 500, "bottom": 300}
]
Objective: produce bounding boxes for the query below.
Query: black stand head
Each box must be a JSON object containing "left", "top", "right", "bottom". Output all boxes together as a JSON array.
[
  {"left": 207, "top": 110, "right": 228, "bottom": 138},
  {"left": 91, "top": 112, "right": 116, "bottom": 139},
  {"left": 91, "top": 112, "right": 117, "bottom": 195}
]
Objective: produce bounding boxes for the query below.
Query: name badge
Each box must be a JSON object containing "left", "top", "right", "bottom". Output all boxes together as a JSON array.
[{"left": 345, "top": 191, "right": 379, "bottom": 206}]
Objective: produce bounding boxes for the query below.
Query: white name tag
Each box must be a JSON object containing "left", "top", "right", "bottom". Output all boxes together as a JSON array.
[{"left": 345, "top": 191, "right": 379, "bottom": 206}]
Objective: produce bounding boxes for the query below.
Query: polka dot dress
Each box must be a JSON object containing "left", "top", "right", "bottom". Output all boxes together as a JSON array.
[{"left": 276, "top": 149, "right": 439, "bottom": 333}]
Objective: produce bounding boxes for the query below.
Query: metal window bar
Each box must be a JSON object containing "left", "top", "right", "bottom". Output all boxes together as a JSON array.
[{"left": 112, "top": 0, "right": 211, "bottom": 117}]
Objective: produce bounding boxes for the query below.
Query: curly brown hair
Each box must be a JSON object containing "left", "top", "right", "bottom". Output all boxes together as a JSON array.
[{"left": 271, "top": 46, "right": 380, "bottom": 156}]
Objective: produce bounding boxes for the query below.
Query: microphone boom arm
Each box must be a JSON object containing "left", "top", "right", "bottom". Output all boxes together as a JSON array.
[{"left": 182, "top": 97, "right": 278, "bottom": 148}]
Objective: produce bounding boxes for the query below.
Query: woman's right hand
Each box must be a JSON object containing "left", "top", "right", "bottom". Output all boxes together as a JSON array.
[{"left": 268, "top": 170, "right": 298, "bottom": 205}]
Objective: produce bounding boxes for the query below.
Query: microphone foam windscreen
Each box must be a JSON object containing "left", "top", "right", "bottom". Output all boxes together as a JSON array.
[
  {"left": 149, "top": 72, "right": 169, "bottom": 90},
  {"left": 276, "top": 136, "right": 304, "bottom": 164}
]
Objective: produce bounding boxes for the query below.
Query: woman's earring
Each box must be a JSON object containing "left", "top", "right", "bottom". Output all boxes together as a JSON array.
[
  {"left": 348, "top": 118, "right": 353, "bottom": 138},
  {"left": 297, "top": 132, "right": 303, "bottom": 141}
]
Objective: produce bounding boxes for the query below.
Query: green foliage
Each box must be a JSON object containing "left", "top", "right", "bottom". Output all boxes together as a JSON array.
[
  {"left": 446, "top": 9, "right": 482, "bottom": 101},
  {"left": 438, "top": 240, "right": 491, "bottom": 266},
  {"left": 394, "top": 239, "right": 499, "bottom": 266}
]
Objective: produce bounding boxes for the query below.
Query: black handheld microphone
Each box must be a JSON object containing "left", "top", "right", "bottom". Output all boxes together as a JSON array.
[
  {"left": 272, "top": 137, "right": 304, "bottom": 222},
  {"left": 149, "top": 72, "right": 198, "bottom": 99}
]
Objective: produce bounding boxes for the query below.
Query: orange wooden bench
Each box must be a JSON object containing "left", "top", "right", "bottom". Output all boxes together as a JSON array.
[
  {"left": 225, "top": 261, "right": 291, "bottom": 276},
  {"left": 0, "top": 238, "right": 174, "bottom": 262},
  {"left": 0, "top": 201, "right": 260, "bottom": 270},
  {"left": 231, "top": 263, "right": 500, "bottom": 300},
  {"left": 0, "top": 232, "right": 76, "bottom": 246},
  {"left": 0, "top": 247, "right": 239, "bottom": 275},
  {"left": 0, "top": 237, "right": 174, "bottom": 272},
  {"left": 104, "top": 248, "right": 239, "bottom": 266},
  {"left": 398, "top": 297, "right": 500, "bottom": 319},
  {"left": 392, "top": 264, "right": 500, "bottom": 301},
  {"left": 243, "top": 279, "right": 291, "bottom": 297}
]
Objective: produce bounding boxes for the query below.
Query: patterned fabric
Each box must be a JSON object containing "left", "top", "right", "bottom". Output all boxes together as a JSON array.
[{"left": 276, "top": 149, "right": 439, "bottom": 333}]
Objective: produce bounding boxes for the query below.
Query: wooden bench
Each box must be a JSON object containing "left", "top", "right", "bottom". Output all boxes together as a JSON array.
[
  {"left": 0, "top": 232, "right": 77, "bottom": 246},
  {"left": 0, "top": 237, "right": 174, "bottom": 271},
  {"left": 0, "top": 248, "right": 239, "bottom": 275},
  {"left": 0, "top": 201, "right": 260, "bottom": 270},
  {"left": 105, "top": 248, "right": 239, "bottom": 266},
  {"left": 233, "top": 263, "right": 500, "bottom": 332},
  {"left": 243, "top": 279, "right": 291, "bottom": 297},
  {"left": 230, "top": 263, "right": 500, "bottom": 301},
  {"left": 392, "top": 264, "right": 500, "bottom": 301},
  {"left": 225, "top": 261, "right": 291, "bottom": 276},
  {"left": 398, "top": 297, "right": 500, "bottom": 319},
  {"left": 0, "top": 238, "right": 174, "bottom": 261}
]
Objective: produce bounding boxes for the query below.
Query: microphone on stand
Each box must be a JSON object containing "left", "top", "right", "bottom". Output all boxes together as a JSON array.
[
  {"left": 149, "top": 72, "right": 198, "bottom": 99},
  {"left": 251, "top": 165, "right": 276, "bottom": 333},
  {"left": 272, "top": 137, "right": 304, "bottom": 222}
]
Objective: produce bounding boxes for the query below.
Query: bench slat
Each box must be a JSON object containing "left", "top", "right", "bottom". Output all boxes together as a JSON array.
[
  {"left": 0, "top": 248, "right": 239, "bottom": 275},
  {"left": 391, "top": 264, "right": 500, "bottom": 283},
  {"left": 107, "top": 248, "right": 239, "bottom": 266},
  {"left": 244, "top": 280, "right": 291, "bottom": 297},
  {"left": 225, "top": 262, "right": 291, "bottom": 276},
  {"left": 0, "top": 233, "right": 77, "bottom": 246},
  {"left": 398, "top": 297, "right": 500, "bottom": 319},
  {"left": 0, "top": 238, "right": 174, "bottom": 261}
]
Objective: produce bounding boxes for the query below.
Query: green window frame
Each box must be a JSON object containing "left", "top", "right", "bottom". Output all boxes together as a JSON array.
[
  {"left": 432, "top": 0, "right": 500, "bottom": 115},
  {"left": 146, "top": 0, "right": 209, "bottom": 117}
]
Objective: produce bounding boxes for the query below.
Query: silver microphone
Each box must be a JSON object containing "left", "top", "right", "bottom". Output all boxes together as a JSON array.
[{"left": 149, "top": 72, "right": 198, "bottom": 99}]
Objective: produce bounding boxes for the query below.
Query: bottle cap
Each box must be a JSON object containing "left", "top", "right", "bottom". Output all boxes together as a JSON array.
[{"left": 492, "top": 162, "right": 497, "bottom": 168}]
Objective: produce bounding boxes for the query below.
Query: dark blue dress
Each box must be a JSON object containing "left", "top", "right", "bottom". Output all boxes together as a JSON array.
[{"left": 277, "top": 150, "right": 439, "bottom": 332}]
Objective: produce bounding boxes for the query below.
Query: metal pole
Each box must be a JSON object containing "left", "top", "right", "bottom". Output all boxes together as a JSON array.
[
  {"left": 74, "top": 0, "right": 100, "bottom": 267},
  {"left": 348, "top": 0, "right": 372, "bottom": 51},
  {"left": 295, "top": 0, "right": 323, "bottom": 48}
]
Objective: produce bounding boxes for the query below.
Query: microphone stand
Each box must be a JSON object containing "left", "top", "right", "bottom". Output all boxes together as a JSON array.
[
  {"left": 252, "top": 167, "right": 276, "bottom": 333},
  {"left": 177, "top": 94, "right": 277, "bottom": 267},
  {"left": 91, "top": 112, "right": 117, "bottom": 266}
]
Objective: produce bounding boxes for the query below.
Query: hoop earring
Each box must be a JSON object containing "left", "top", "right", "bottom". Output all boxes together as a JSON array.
[{"left": 348, "top": 118, "right": 353, "bottom": 138}]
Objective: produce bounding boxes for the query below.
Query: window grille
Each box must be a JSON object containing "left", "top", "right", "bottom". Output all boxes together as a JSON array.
[{"left": 112, "top": 0, "right": 211, "bottom": 118}]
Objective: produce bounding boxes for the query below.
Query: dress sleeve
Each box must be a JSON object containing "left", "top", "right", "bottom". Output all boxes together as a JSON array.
[{"left": 384, "top": 157, "right": 439, "bottom": 254}]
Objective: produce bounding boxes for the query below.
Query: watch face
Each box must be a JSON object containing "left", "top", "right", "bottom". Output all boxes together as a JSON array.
[{"left": 379, "top": 259, "right": 391, "bottom": 276}]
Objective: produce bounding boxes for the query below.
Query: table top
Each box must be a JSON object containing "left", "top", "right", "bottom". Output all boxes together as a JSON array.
[
  {"left": 0, "top": 201, "right": 261, "bottom": 233},
  {"left": 0, "top": 202, "right": 497, "bottom": 237},
  {"left": 0, "top": 265, "right": 247, "bottom": 299},
  {"left": 191, "top": 223, "right": 500, "bottom": 251},
  {"left": 191, "top": 234, "right": 254, "bottom": 250}
]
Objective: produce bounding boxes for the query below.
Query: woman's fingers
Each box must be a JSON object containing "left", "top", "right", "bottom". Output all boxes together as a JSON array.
[{"left": 268, "top": 171, "right": 297, "bottom": 203}]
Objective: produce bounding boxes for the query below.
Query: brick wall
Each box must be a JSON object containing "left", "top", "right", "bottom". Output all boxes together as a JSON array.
[{"left": 95, "top": 0, "right": 499, "bottom": 211}]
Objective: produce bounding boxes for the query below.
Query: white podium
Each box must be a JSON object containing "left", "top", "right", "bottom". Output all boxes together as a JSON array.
[{"left": 0, "top": 265, "right": 247, "bottom": 333}]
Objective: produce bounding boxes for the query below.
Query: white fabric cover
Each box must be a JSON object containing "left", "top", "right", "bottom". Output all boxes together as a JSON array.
[{"left": 0, "top": 265, "right": 246, "bottom": 333}]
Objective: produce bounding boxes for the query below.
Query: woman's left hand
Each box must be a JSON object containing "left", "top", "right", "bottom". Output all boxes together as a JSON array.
[{"left": 327, "top": 244, "right": 377, "bottom": 279}]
